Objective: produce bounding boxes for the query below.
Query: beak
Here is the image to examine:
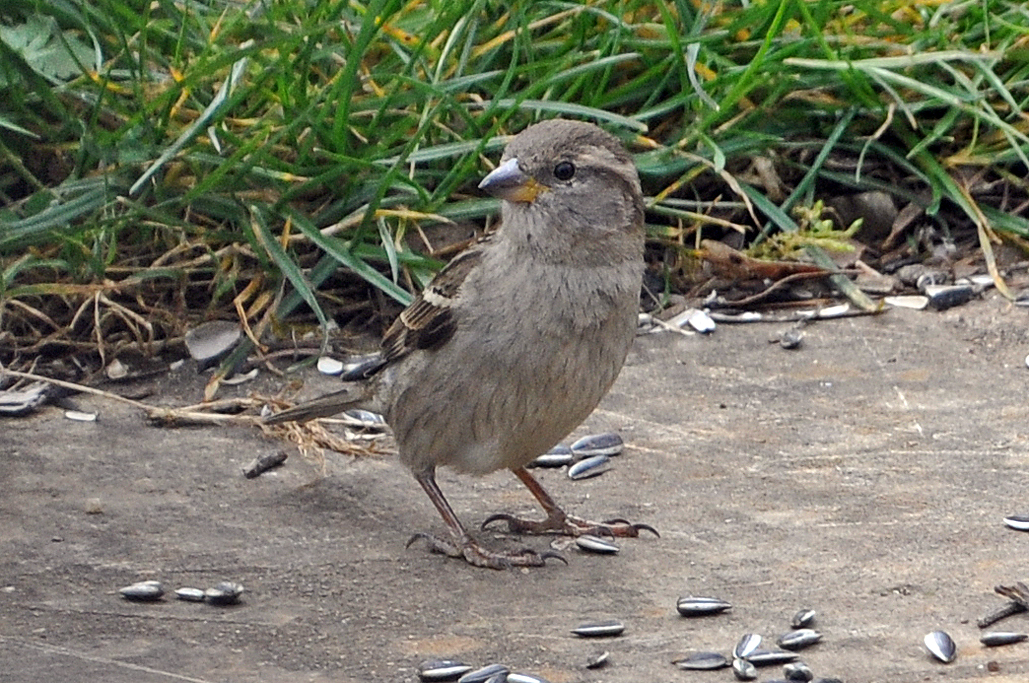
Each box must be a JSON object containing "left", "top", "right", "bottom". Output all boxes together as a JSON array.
[{"left": 478, "top": 158, "right": 545, "bottom": 203}]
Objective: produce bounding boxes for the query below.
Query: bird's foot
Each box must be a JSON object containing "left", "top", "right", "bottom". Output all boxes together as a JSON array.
[
  {"left": 480, "top": 511, "right": 659, "bottom": 538},
  {"left": 406, "top": 532, "right": 567, "bottom": 570}
]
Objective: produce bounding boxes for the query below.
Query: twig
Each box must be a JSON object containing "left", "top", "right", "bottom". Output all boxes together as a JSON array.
[
  {"left": 0, "top": 368, "right": 262, "bottom": 426},
  {"left": 978, "top": 582, "right": 1029, "bottom": 628}
]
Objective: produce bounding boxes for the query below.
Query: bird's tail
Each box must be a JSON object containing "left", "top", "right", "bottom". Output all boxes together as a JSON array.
[{"left": 264, "top": 384, "right": 372, "bottom": 425}]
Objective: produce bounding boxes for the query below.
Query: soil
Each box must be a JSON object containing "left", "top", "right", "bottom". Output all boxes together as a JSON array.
[{"left": 3, "top": 293, "right": 1029, "bottom": 682}]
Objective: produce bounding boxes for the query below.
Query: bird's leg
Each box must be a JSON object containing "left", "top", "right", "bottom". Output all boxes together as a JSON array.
[
  {"left": 407, "top": 468, "right": 565, "bottom": 569},
  {"left": 481, "top": 466, "right": 659, "bottom": 538}
]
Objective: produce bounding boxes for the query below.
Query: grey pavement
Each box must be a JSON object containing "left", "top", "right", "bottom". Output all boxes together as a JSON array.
[{"left": 3, "top": 295, "right": 1029, "bottom": 682}]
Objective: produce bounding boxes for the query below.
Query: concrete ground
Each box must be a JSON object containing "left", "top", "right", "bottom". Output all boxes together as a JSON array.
[{"left": 3, "top": 294, "right": 1029, "bottom": 683}]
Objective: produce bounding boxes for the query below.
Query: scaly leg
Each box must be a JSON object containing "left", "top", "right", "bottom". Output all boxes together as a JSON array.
[
  {"left": 481, "top": 467, "right": 659, "bottom": 538},
  {"left": 407, "top": 468, "right": 566, "bottom": 569}
]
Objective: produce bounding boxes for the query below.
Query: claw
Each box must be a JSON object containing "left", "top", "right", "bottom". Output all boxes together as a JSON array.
[
  {"left": 599, "top": 518, "right": 660, "bottom": 537},
  {"left": 406, "top": 532, "right": 461, "bottom": 557},
  {"left": 480, "top": 512, "right": 518, "bottom": 531},
  {"left": 631, "top": 523, "right": 660, "bottom": 538},
  {"left": 540, "top": 550, "right": 569, "bottom": 565},
  {"left": 406, "top": 531, "right": 564, "bottom": 569}
]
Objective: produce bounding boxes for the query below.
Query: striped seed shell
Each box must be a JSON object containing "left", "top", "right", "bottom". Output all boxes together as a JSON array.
[
  {"left": 732, "top": 657, "right": 758, "bottom": 681},
  {"left": 567, "top": 454, "right": 610, "bottom": 480},
  {"left": 676, "top": 595, "right": 732, "bottom": 616},
  {"left": 457, "top": 664, "right": 509, "bottom": 683},
  {"left": 791, "top": 609, "right": 816, "bottom": 629},
  {"left": 746, "top": 650, "right": 798, "bottom": 666},
  {"left": 507, "top": 674, "right": 551, "bottom": 683},
  {"left": 1003, "top": 515, "right": 1029, "bottom": 531},
  {"left": 119, "top": 580, "right": 164, "bottom": 601},
  {"left": 174, "top": 587, "right": 206, "bottom": 602},
  {"left": 342, "top": 409, "right": 387, "bottom": 428},
  {"left": 784, "top": 661, "right": 814, "bottom": 682},
  {"left": 575, "top": 534, "right": 619, "bottom": 554},
  {"left": 571, "top": 619, "right": 625, "bottom": 637},
  {"left": 734, "top": 633, "right": 762, "bottom": 659},
  {"left": 205, "top": 581, "right": 244, "bottom": 605},
  {"left": 673, "top": 652, "right": 729, "bottom": 670},
  {"left": 570, "top": 432, "right": 624, "bottom": 457},
  {"left": 777, "top": 628, "right": 822, "bottom": 650},
  {"left": 980, "top": 631, "right": 1027, "bottom": 646},
  {"left": 585, "top": 651, "right": 609, "bottom": 669},
  {"left": 529, "top": 445, "right": 573, "bottom": 468},
  {"left": 924, "top": 630, "right": 956, "bottom": 663},
  {"left": 419, "top": 660, "right": 473, "bottom": 682}
]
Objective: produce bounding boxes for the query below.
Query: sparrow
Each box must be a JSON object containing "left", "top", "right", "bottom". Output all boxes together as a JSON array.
[{"left": 265, "top": 119, "right": 656, "bottom": 568}]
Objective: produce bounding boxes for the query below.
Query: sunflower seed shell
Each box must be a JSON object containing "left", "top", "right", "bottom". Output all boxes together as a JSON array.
[
  {"left": 746, "top": 649, "right": 799, "bottom": 666},
  {"left": 777, "top": 628, "right": 822, "bottom": 650},
  {"left": 676, "top": 595, "right": 732, "bottom": 616},
  {"left": 419, "top": 660, "right": 473, "bottom": 681},
  {"left": 924, "top": 630, "right": 956, "bottom": 663},
  {"left": 205, "top": 581, "right": 244, "bottom": 605},
  {"left": 673, "top": 652, "right": 729, "bottom": 670},
  {"left": 174, "top": 587, "right": 206, "bottom": 602},
  {"left": 571, "top": 619, "right": 625, "bottom": 637},
  {"left": 575, "top": 534, "right": 619, "bottom": 554},
  {"left": 457, "top": 664, "right": 508, "bottom": 683},
  {"left": 980, "top": 631, "right": 1027, "bottom": 647},
  {"left": 734, "top": 633, "right": 762, "bottom": 659},
  {"left": 570, "top": 433, "right": 624, "bottom": 457},
  {"left": 732, "top": 657, "right": 758, "bottom": 680},
  {"left": 119, "top": 580, "right": 164, "bottom": 601},
  {"left": 1003, "top": 514, "right": 1029, "bottom": 531},
  {"left": 567, "top": 454, "right": 610, "bottom": 480},
  {"left": 791, "top": 609, "right": 816, "bottom": 629}
]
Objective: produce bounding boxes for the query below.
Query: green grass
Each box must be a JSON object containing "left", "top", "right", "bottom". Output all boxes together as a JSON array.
[{"left": 2, "top": 0, "right": 1028, "bottom": 361}]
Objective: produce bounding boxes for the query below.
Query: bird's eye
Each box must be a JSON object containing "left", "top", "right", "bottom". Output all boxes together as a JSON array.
[{"left": 553, "top": 161, "right": 576, "bottom": 181}]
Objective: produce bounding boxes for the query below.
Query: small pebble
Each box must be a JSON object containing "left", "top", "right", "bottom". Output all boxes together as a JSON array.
[
  {"left": 779, "top": 329, "right": 803, "bottom": 350},
  {"left": 242, "top": 451, "right": 288, "bottom": 478}
]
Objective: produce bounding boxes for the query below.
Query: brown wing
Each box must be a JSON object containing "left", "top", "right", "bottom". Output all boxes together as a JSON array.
[{"left": 380, "top": 246, "right": 483, "bottom": 364}]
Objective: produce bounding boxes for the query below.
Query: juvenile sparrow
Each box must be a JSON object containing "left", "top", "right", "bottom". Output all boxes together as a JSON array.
[{"left": 265, "top": 119, "right": 655, "bottom": 568}]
